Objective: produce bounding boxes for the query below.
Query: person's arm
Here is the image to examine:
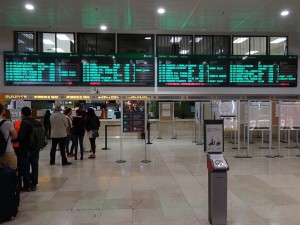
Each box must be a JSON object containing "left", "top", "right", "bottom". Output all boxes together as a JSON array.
[{"left": 9, "top": 124, "right": 17, "bottom": 140}]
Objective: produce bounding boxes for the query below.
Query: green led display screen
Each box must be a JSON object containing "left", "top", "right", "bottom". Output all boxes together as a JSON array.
[
  {"left": 157, "top": 55, "right": 228, "bottom": 87},
  {"left": 229, "top": 55, "right": 297, "bottom": 87},
  {"left": 81, "top": 54, "right": 154, "bottom": 86},
  {"left": 157, "top": 55, "right": 297, "bottom": 87},
  {"left": 4, "top": 52, "right": 81, "bottom": 86}
]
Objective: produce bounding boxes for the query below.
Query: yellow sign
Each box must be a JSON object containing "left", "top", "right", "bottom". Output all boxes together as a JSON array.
[
  {"left": 66, "top": 95, "right": 90, "bottom": 100},
  {"left": 5, "top": 95, "right": 28, "bottom": 99},
  {"left": 97, "top": 96, "right": 120, "bottom": 100},
  {"left": 0, "top": 95, "right": 5, "bottom": 105},
  {"left": 126, "top": 95, "right": 151, "bottom": 100},
  {"left": 33, "top": 95, "right": 59, "bottom": 99}
]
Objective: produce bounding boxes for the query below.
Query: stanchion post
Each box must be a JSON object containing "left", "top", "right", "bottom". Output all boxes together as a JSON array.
[
  {"left": 142, "top": 100, "right": 151, "bottom": 163},
  {"left": 102, "top": 125, "right": 111, "bottom": 150},
  {"left": 147, "top": 122, "right": 153, "bottom": 144},
  {"left": 116, "top": 101, "right": 126, "bottom": 163}
]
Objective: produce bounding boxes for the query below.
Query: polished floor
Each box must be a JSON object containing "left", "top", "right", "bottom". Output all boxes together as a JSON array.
[{"left": 5, "top": 135, "right": 300, "bottom": 225}]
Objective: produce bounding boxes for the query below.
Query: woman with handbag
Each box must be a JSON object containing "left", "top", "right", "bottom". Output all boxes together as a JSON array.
[{"left": 85, "top": 108, "right": 100, "bottom": 159}]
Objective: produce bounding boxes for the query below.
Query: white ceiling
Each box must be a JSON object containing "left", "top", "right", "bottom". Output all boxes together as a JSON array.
[{"left": 0, "top": 0, "right": 299, "bottom": 34}]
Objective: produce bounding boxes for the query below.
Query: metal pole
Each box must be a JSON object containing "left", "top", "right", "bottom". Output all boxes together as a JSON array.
[
  {"left": 235, "top": 100, "right": 244, "bottom": 158},
  {"left": 116, "top": 100, "right": 126, "bottom": 163},
  {"left": 102, "top": 125, "right": 111, "bottom": 150},
  {"left": 142, "top": 100, "right": 151, "bottom": 163}
]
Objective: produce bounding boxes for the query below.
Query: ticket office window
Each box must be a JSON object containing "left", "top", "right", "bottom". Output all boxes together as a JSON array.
[
  {"left": 77, "top": 33, "right": 115, "bottom": 53},
  {"left": 14, "top": 31, "right": 35, "bottom": 52},
  {"left": 38, "top": 32, "right": 75, "bottom": 53}
]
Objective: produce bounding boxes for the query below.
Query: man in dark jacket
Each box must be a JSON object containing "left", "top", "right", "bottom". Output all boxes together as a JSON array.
[{"left": 17, "top": 106, "right": 39, "bottom": 192}]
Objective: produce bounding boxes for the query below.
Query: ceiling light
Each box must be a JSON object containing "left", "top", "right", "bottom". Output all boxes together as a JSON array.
[
  {"left": 270, "top": 37, "right": 287, "bottom": 44},
  {"left": 281, "top": 10, "right": 289, "bottom": 16},
  {"left": 233, "top": 37, "right": 248, "bottom": 43},
  {"left": 179, "top": 50, "right": 189, "bottom": 54},
  {"left": 22, "top": 33, "right": 34, "bottom": 39},
  {"left": 52, "top": 47, "right": 64, "bottom": 52},
  {"left": 195, "top": 37, "right": 203, "bottom": 43},
  {"left": 144, "top": 37, "right": 152, "bottom": 40},
  {"left": 170, "top": 37, "right": 182, "bottom": 43},
  {"left": 25, "top": 3, "right": 34, "bottom": 10},
  {"left": 43, "top": 39, "right": 55, "bottom": 45},
  {"left": 56, "top": 34, "right": 70, "bottom": 40},
  {"left": 100, "top": 25, "right": 107, "bottom": 31},
  {"left": 245, "top": 51, "right": 259, "bottom": 55},
  {"left": 157, "top": 8, "right": 165, "bottom": 14}
]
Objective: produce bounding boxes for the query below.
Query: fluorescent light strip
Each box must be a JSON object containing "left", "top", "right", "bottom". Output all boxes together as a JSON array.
[
  {"left": 170, "top": 37, "right": 182, "bottom": 43},
  {"left": 179, "top": 50, "right": 189, "bottom": 54},
  {"left": 245, "top": 51, "right": 259, "bottom": 55},
  {"left": 270, "top": 38, "right": 286, "bottom": 44},
  {"left": 195, "top": 37, "right": 202, "bottom": 43},
  {"left": 56, "top": 34, "right": 70, "bottom": 40},
  {"left": 43, "top": 39, "right": 55, "bottom": 45},
  {"left": 233, "top": 37, "right": 248, "bottom": 44}
]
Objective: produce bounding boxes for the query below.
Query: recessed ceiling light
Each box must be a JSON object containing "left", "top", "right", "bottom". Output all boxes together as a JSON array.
[
  {"left": 25, "top": 3, "right": 34, "bottom": 10},
  {"left": 100, "top": 25, "right": 107, "bottom": 31},
  {"left": 281, "top": 10, "right": 289, "bottom": 16},
  {"left": 157, "top": 8, "right": 165, "bottom": 14}
]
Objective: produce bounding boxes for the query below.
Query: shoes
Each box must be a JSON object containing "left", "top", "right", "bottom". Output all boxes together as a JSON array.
[
  {"left": 80, "top": 157, "right": 83, "bottom": 160},
  {"left": 67, "top": 154, "right": 74, "bottom": 157},
  {"left": 62, "top": 162, "right": 72, "bottom": 166},
  {"left": 88, "top": 154, "right": 95, "bottom": 159},
  {"left": 50, "top": 162, "right": 55, "bottom": 165},
  {"left": 31, "top": 186, "right": 37, "bottom": 191},
  {"left": 21, "top": 187, "right": 31, "bottom": 192}
]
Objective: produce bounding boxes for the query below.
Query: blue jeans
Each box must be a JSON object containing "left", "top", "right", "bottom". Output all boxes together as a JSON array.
[
  {"left": 65, "top": 135, "right": 71, "bottom": 154},
  {"left": 50, "top": 137, "right": 68, "bottom": 164},
  {"left": 70, "top": 134, "right": 84, "bottom": 158},
  {"left": 19, "top": 150, "right": 39, "bottom": 188}
]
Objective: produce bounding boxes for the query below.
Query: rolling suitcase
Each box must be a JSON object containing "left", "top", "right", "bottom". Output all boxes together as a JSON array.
[{"left": 0, "top": 166, "right": 20, "bottom": 221}]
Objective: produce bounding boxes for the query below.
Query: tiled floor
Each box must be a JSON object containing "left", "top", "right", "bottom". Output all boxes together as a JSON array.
[{"left": 5, "top": 136, "right": 300, "bottom": 225}]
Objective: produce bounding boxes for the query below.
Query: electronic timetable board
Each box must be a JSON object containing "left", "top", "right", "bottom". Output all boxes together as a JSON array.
[
  {"left": 4, "top": 52, "right": 298, "bottom": 87},
  {"left": 81, "top": 54, "right": 154, "bottom": 86},
  {"left": 229, "top": 55, "right": 298, "bottom": 87},
  {"left": 4, "top": 52, "right": 81, "bottom": 86},
  {"left": 157, "top": 55, "right": 298, "bottom": 87},
  {"left": 157, "top": 55, "right": 228, "bottom": 87}
]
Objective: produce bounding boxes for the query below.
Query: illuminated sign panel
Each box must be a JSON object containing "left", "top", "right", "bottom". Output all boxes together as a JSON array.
[
  {"left": 81, "top": 54, "right": 154, "bottom": 87},
  {"left": 157, "top": 55, "right": 228, "bottom": 87},
  {"left": 229, "top": 55, "right": 297, "bottom": 87},
  {"left": 4, "top": 52, "right": 81, "bottom": 86}
]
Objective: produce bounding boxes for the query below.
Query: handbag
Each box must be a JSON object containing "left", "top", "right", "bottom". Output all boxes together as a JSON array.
[{"left": 92, "top": 130, "right": 99, "bottom": 138}]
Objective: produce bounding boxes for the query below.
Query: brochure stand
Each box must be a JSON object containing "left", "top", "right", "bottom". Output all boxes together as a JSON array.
[{"left": 204, "top": 119, "right": 229, "bottom": 225}]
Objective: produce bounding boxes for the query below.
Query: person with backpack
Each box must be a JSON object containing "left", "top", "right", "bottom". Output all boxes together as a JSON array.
[
  {"left": 17, "top": 106, "right": 43, "bottom": 192},
  {"left": 0, "top": 103, "right": 17, "bottom": 170}
]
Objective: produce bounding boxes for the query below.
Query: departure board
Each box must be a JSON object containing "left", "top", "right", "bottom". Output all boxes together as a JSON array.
[
  {"left": 229, "top": 55, "right": 298, "bottom": 87},
  {"left": 157, "top": 55, "right": 228, "bottom": 87},
  {"left": 4, "top": 52, "right": 81, "bottom": 86},
  {"left": 81, "top": 54, "right": 154, "bottom": 86}
]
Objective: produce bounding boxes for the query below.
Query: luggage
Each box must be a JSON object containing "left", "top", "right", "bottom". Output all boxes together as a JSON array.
[{"left": 0, "top": 166, "right": 20, "bottom": 221}]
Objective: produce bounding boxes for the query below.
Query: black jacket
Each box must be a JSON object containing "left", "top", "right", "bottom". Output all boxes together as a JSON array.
[
  {"left": 18, "top": 117, "right": 34, "bottom": 151},
  {"left": 85, "top": 115, "right": 100, "bottom": 131}
]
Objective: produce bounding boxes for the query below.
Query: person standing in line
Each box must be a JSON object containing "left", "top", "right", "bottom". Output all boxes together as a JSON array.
[
  {"left": 0, "top": 104, "right": 17, "bottom": 170},
  {"left": 43, "top": 110, "right": 51, "bottom": 139},
  {"left": 12, "top": 118, "right": 22, "bottom": 188},
  {"left": 85, "top": 108, "right": 100, "bottom": 159},
  {"left": 64, "top": 108, "right": 73, "bottom": 157},
  {"left": 17, "top": 107, "right": 40, "bottom": 192},
  {"left": 70, "top": 109, "right": 85, "bottom": 160},
  {"left": 50, "top": 104, "right": 71, "bottom": 166}
]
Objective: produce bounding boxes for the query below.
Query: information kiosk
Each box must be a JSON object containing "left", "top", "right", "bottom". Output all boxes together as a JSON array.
[{"left": 204, "top": 119, "right": 229, "bottom": 225}]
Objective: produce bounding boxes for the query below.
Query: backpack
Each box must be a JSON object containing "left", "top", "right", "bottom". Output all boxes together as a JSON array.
[
  {"left": 28, "top": 120, "right": 46, "bottom": 151},
  {"left": 0, "top": 120, "right": 9, "bottom": 156}
]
